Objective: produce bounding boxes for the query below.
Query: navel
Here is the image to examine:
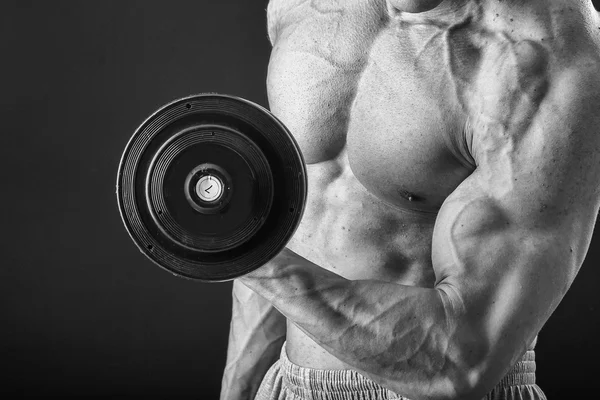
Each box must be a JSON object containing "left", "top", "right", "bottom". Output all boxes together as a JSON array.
[{"left": 399, "top": 189, "right": 423, "bottom": 202}]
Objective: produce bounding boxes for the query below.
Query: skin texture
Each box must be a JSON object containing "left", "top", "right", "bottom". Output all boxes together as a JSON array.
[
  {"left": 220, "top": 280, "right": 286, "bottom": 400},
  {"left": 221, "top": 1, "right": 600, "bottom": 399}
]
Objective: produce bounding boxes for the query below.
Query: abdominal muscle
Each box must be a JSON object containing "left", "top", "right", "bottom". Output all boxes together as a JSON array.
[
  {"left": 281, "top": 147, "right": 539, "bottom": 369},
  {"left": 265, "top": 0, "right": 546, "bottom": 373},
  {"left": 283, "top": 147, "right": 439, "bottom": 369}
]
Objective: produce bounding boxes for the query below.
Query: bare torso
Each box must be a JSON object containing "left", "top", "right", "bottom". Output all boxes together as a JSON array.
[{"left": 265, "top": 0, "right": 600, "bottom": 369}]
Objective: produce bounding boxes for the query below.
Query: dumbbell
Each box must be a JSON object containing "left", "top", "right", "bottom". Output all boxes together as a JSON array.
[{"left": 116, "top": 94, "right": 307, "bottom": 281}]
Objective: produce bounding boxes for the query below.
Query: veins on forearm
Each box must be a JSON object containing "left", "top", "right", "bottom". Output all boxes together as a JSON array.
[{"left": 240, "top": 254, "right": 454, "bottom": 384}]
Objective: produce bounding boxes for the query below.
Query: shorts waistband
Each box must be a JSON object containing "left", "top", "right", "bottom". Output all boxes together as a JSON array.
[
  {"left": 498, "top": 350, "right": 537, "bottom": 387},
  {"left": 279, "top": 343, "right": 536, "bottom": 399}
]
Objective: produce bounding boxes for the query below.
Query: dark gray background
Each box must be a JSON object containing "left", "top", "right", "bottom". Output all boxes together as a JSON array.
[{"left": 2, "top": 1, "right": 599, "bottom": 398}]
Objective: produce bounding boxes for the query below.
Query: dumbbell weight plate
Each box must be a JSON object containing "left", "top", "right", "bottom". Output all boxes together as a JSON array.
[{"left": 116, "top": 94, "right": 307, "bottom": 281}]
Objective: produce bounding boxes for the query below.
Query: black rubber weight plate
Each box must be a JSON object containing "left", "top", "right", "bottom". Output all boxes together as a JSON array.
[{"left": 116, "top": 94, "right": 307, "bottom": 281}]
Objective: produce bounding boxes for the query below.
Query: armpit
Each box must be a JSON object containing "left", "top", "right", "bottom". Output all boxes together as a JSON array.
[
  {"left": 511, "top": 40, "right": 549, "bottom": 103},
  {"left": 473, "top": 37, "right": 549, "bottom": 128},
  {"left": 457, "top": 38, "right": 551, "bottom": 180}
]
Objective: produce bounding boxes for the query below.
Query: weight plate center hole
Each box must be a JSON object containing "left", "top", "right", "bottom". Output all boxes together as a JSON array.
[{"left": 196, "top": 175, "right": 224, "bottom": 202}]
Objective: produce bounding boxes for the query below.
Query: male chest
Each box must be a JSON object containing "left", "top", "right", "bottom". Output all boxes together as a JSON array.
[{"left": 267, "top": 1, "right": 476, "bottom": 211}]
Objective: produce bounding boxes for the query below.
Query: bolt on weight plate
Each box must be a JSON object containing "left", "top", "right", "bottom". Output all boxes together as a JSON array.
[{"left": 116, "top": 94, "right": 307, "bottom": 282}]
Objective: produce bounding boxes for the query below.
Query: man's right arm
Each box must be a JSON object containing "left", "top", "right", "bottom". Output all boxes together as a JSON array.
[{"left": 220, "top": 280, "right": 286, "bottom": 400}]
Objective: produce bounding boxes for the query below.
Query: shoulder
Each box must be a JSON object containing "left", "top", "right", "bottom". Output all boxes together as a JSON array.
[
  {"left": 465, "top": 3, "right": 600, "bottom": 154},
  {"left": 266, "top": 0, "right": 304, "bottom": 45},
  {"left": 468, "top": 50, "right": 600, "bottom": 155},
  {"left": 266, "top": 0, "right": 385, "bottom": 46}
]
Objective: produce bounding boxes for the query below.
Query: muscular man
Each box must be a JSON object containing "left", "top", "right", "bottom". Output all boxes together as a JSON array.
[{"left": 221, "top": 1, "right": 600, "bottom": 399}]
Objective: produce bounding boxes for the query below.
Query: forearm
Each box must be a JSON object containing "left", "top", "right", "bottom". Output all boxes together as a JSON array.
[
  {"left": 220, "top": 280, "right": 286, "bottom": 400},
  {"left": 239, "top": 249, "right": 466, "bottom": 400}
]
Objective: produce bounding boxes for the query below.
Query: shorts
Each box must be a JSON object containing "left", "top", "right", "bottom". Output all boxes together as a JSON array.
[{"left": 254, "top": 342, "right": 546, "bottom": 400}]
